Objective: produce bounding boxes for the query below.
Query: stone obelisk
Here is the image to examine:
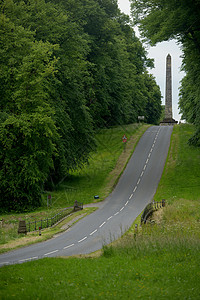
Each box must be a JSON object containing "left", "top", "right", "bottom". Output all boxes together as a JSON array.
[
  {"left": 165, "top": 54, "right": 172, "bottom": 119},
  {"left": 160, "top": 54, "right": 177, "bottom": 125}
]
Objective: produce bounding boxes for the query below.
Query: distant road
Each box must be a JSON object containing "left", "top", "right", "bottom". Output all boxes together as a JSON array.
[{"left": 0, "top": 126, "right": 173, "bottom": 266}]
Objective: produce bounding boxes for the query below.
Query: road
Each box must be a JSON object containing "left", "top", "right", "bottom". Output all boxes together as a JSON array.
[{"left": 0, "top": 125, "right": 173, "bottom": 266}]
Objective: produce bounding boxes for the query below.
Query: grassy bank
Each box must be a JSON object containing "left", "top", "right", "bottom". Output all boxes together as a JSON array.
[
  {"left": 1, "top": 245, "right": 199, "bottom": 300},
  {"left": 47, "top": 123, "right": 148, "bottom": 207},
  {"left": 0, "top": 123, "right": 148, "bottom": 251},
  {"left": 1, "top": 124, "right": 200, "bottom": 299},
  {"left": 154, "top": 123, "right": 200, "bottom": 202}
]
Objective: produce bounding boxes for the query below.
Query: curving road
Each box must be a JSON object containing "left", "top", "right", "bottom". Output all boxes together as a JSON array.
[{"left": 0, "top": 126, "right": 173, "bottom": 266}]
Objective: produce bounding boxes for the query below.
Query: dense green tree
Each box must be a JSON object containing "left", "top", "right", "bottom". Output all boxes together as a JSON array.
[
  {"left": 1, "top": 0, "right": 96, "bottom": 187},
  {"left": 130, "top": 0, "right": 200, "bottom": 145},
  {"left": 0, "top": 10, "right": 58, "bottom": 211},
  {"left": 59, "top": 0, "right": 160, "bottom": 127},
  {"left": 143, "top": 73, "right": 162, "bottom": 124},
  {"left": 0, "top": 0, "right": 162, "bottom": 211}
]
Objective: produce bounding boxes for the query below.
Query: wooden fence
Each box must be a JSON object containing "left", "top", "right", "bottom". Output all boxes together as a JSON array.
[
  {"left": 18, "top": 201, "right": 83, "bottom": 234},
  {"left": 141, "top": 199, "right": 165, "bottom": 224}
]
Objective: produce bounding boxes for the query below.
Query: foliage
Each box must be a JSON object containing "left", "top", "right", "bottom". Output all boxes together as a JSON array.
[
  {"left": 0, "top": 113, "right": 58, "bottom": 211},
  {"left": 130, "top": 0, "right": 200, "bottom": 146},
  {"left": 179, "top": 45, "right": 200, "bottom": 146},
  {"left": 0, "top": 0, "right": 162, "bottom": 211},
  {"left": 0, "top": 10, "right": 58, "bottom": 211}
]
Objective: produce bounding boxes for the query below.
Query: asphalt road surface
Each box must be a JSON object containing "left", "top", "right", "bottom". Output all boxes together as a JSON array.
[{"left": 0, "top": 125, "right": 173, "bottom": 266}]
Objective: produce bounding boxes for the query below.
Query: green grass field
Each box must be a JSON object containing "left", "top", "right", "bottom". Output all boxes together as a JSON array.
[
  {"left": 0, "top": 124, "right": 200, "bottom": 299},
  {"left": 0, "top": 247, "right": 199, "bottom": 300}
]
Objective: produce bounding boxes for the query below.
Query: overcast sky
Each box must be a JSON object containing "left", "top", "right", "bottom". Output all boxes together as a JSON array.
[{"left": 118, "top": 0, "right": 185, "bottom": 121}]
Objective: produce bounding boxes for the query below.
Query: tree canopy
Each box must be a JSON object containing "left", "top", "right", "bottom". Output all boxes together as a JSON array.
[
  {"left": 0, "top": 0, "right": 162, "bottom": 212},
  {"left": 131, "top": 0, "right": 200, "bottom": 146}
]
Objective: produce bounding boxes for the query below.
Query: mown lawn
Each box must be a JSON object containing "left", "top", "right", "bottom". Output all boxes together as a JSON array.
[{"left": 0, "top": 246, "right": 199, "bottom": 300}]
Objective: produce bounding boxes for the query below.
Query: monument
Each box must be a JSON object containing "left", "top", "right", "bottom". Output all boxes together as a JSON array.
[{"left": 160, "top": 54, "right": 178, "bottom": 125}]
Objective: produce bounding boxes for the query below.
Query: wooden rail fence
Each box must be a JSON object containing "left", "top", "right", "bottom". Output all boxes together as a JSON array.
[
  {"left": 18, "top": 201, "right": 83, "bottom": 234},
  {"left": 141, "top": 199, "right": 166, "bottom": 224}
]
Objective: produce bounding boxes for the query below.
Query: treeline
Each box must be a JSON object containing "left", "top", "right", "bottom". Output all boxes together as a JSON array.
[
  {"left": 131, "top": 0, "right": 200, "bottom": 146},
  {"left": 0, "top": 0, "right": 162, "bottom": 212}
]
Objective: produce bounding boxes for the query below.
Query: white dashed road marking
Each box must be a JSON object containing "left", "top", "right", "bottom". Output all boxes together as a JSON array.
[
  {"left": 18, "top": 256, "right": 38, "bottom": 263},
  {"left": 90, "top": 229, "right": 98, "bottom": 236},
  {"left": 63, "top": 244, "right": 74, "bottom": 249},
  {"left": 99, "top": 222, "right": 106, "bottom": 228},
  {"left": 19, "top": 258, "right": 31, "bottom": 263},
  {"left": 78, "top": 237, "right": 87, "bottom": 243},
  {"left": 44, "top": 250, "right": 58, "bottom": 256}
]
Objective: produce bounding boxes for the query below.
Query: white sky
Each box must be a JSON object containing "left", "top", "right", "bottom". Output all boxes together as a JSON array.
[{"left": 118, "top": 0, "right": 185, "bottom": 121}]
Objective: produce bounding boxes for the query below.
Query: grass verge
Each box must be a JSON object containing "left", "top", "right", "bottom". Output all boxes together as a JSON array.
[
  {"left": 154, "top": 123, "right": 200, "bottom": 202},
  {"left": 0, "top": 208, "right": 97, "bottom": 254}
]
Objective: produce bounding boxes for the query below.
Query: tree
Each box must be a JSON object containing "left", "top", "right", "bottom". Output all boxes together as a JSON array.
[
  {"left": 0, "top": 0, "right": 162, "bottom": 211},
  {"left": 0, "top": 9, "right": 58, "bottom": 211},
  {"left": 143, "top": 73, "right": 162, "bottom": 124},
  {"left": 130, "top": 0, "right": 200, "bottom": 145},
  {"left": 2, "top": 0, "right": 96, "bottom": 187}
]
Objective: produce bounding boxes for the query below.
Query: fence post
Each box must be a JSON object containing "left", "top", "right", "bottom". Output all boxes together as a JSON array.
[
  {"left": 134, "top": 224, "right": 138, "bottom": 240},
  {"left": 35, "top": 221, "right": 36, "bottom": 231}
]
